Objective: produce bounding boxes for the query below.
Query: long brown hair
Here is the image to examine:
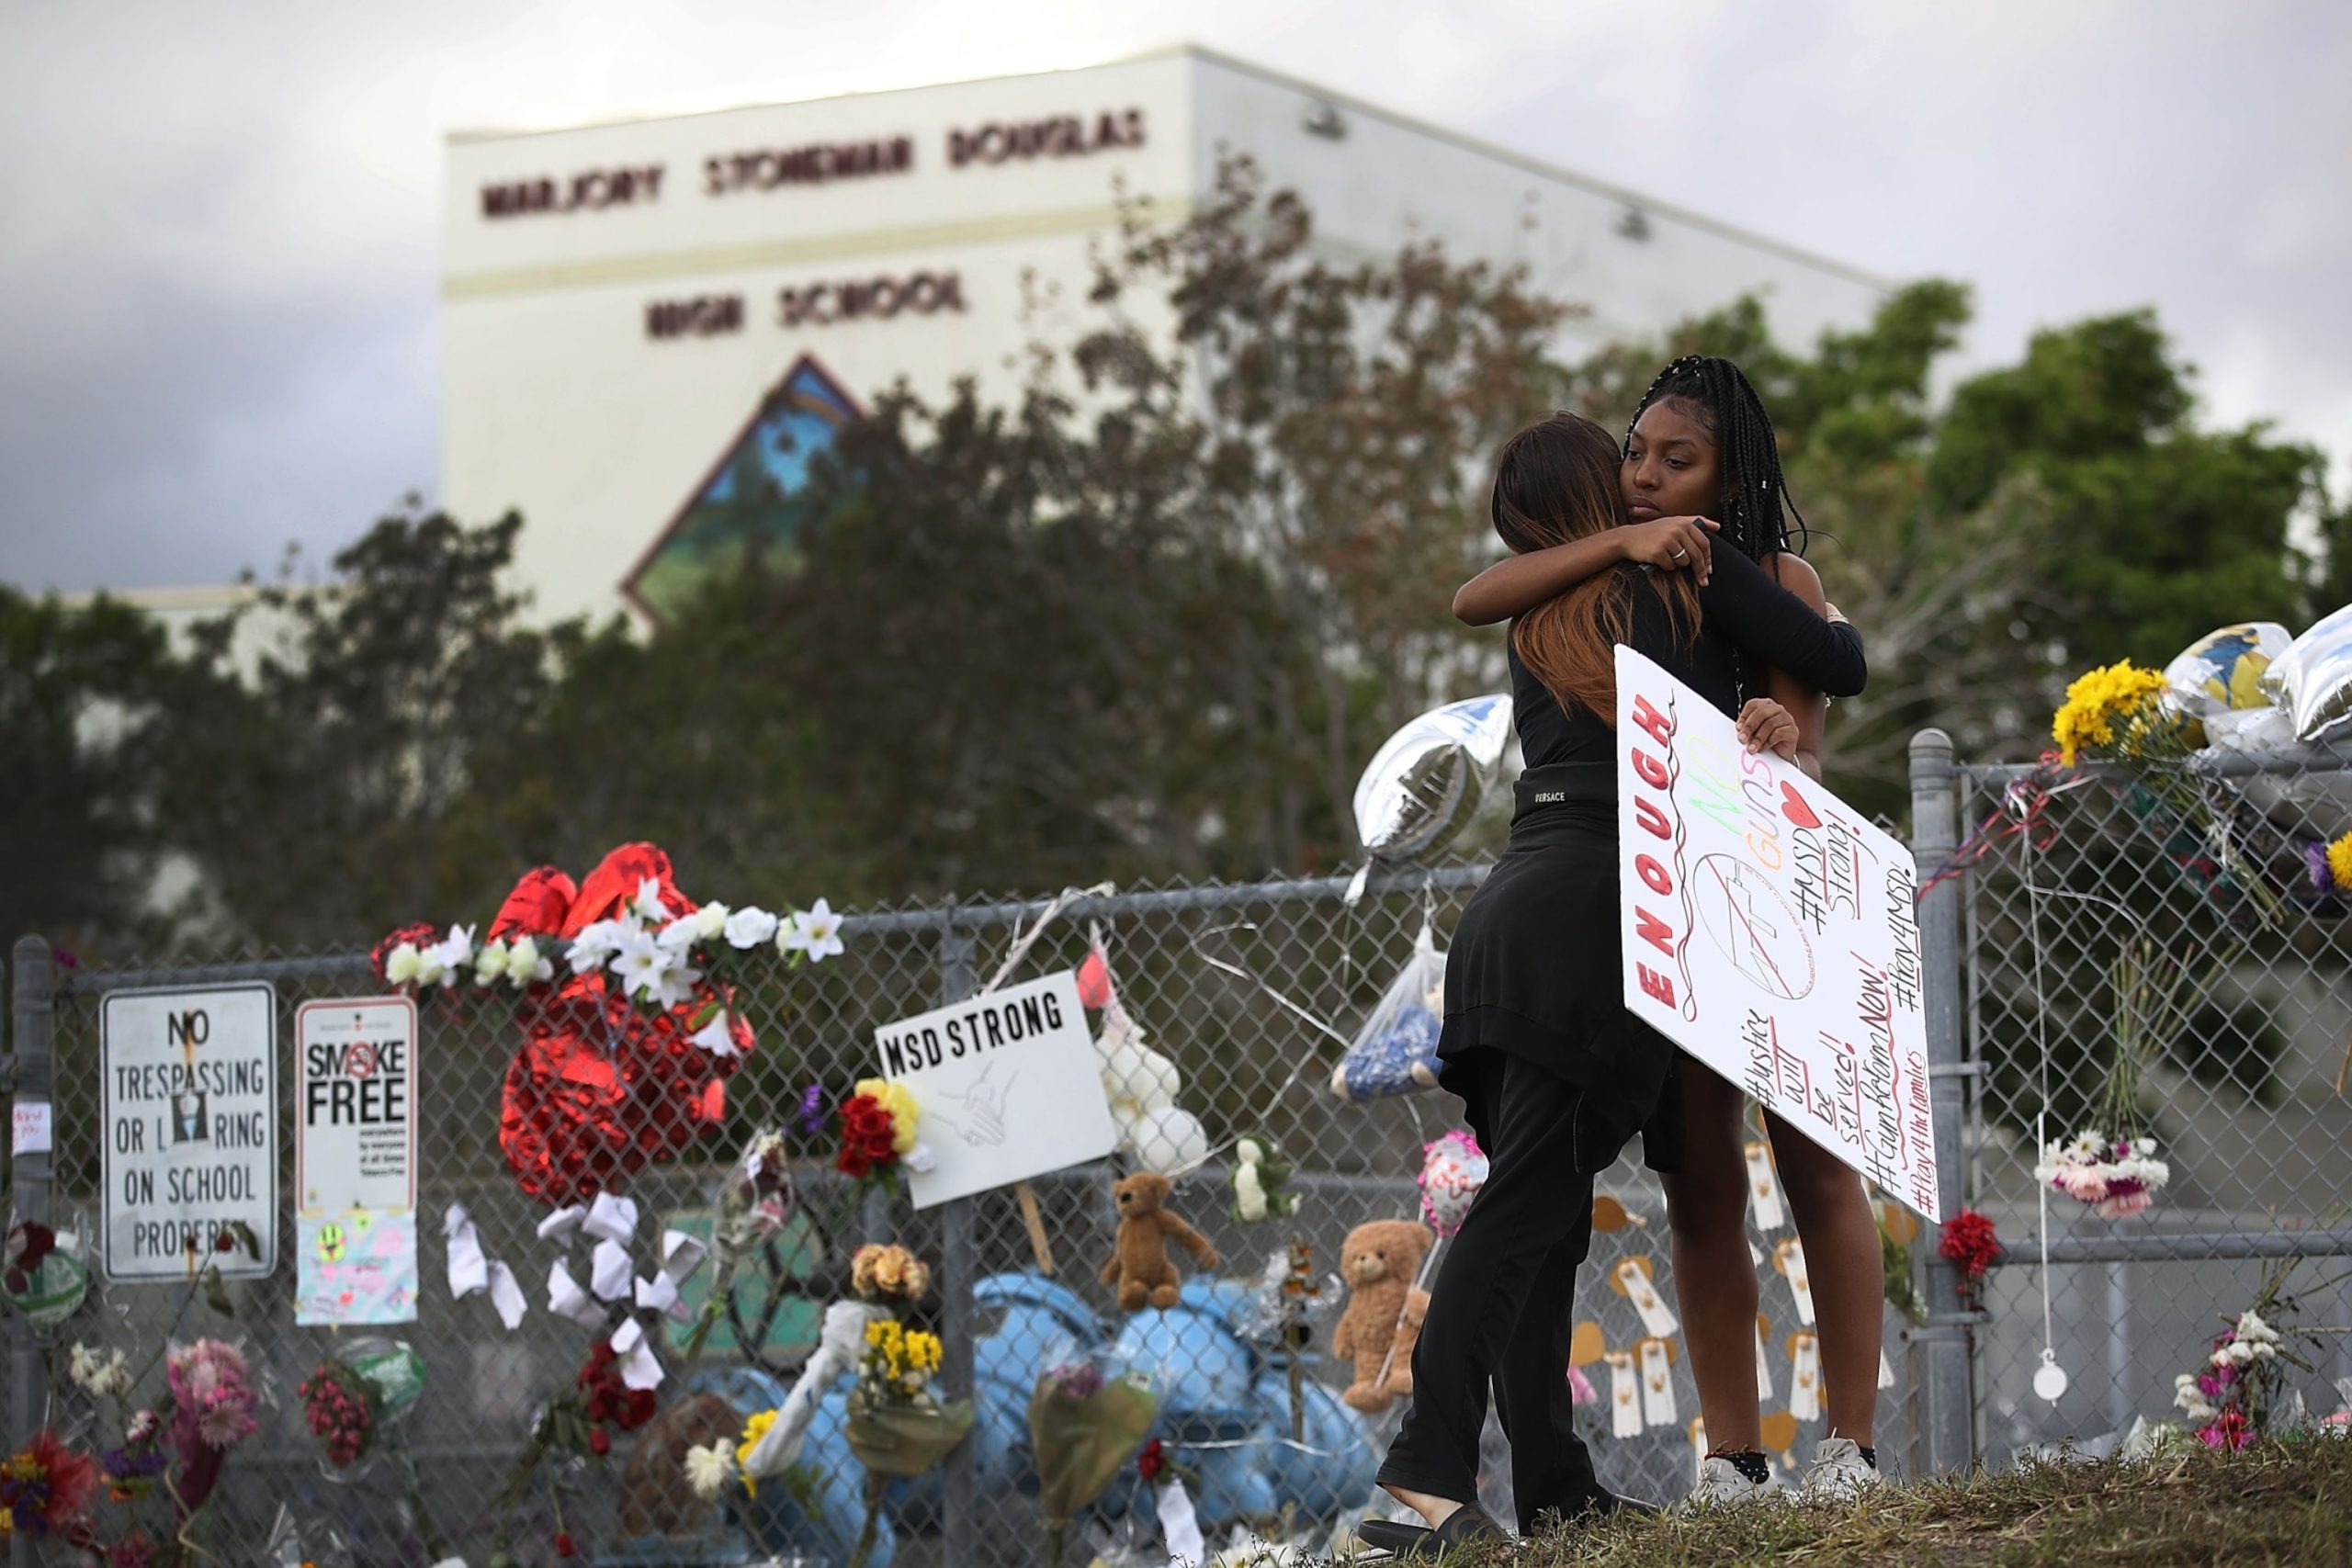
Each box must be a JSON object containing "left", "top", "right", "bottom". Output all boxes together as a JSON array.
[{"left": 1492, "top": 412, "right": 1698, "bottom": 724}]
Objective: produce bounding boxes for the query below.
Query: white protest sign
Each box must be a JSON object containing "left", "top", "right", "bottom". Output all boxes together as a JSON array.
[
  {"left": 100, "top": 983, "right": 277, "bottom": 1280},
  {"left": 295, "top": 997, "right": 418, "bottom": 1215},
  {"left": 1614, "top": 646, "right": 1939, "bottom": 1219},
  {"left": 873, "top": 971, "right": 1118, "bottom": 1210}
]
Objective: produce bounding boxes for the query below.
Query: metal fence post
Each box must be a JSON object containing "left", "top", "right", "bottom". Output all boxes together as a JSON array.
[
  {"left": 8, "top": 938, "right": 54, "bottom": 1568},
  {"left": 1908, "top": 730, "right": 1978, "bottom": 1473},
  {"left": 937, "top": 913, "right": 979, "bottom": 1568}
]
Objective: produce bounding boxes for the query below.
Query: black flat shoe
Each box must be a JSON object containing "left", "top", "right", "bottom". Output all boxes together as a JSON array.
[{"left": 1354, "top": 1520, "right": 1436, "bottom": 1557}]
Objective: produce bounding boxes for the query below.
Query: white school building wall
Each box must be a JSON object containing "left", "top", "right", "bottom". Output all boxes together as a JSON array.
[{"left": 436, "top": 43, "right": 1894, "bottom": 631}]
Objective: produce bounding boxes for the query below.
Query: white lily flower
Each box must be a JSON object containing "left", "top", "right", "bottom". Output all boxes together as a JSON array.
[
  {"left": 683, "top": 1440, "right": 737, "bottom": 1501},
  {"left": 474, "top": 937, "right": 511, "bottom": 987},
  {"left": 650, "top": 949, "right": 703, "bottom": 1010},
  {"left": 781, "top": 898, "right": 845, "bottom": 962},
  {"left": 657, "top": 915, "right": 702, "bottom": 953},
  {"left": 693, "top": 902, "right": 729, "bottom": 941},
  {"left": 384, "top": 942, "right": 423, "bottom": 986},
  {"left": 430, "top": 924, "right": 475, "bottom": 987},
  {"left": 2239, "top": 1310, "right": 2278, "bottom": 1343},
  {"left": 610, "top": 926, "right": 665, "bottom": 999},
  {"left": 632, "top": 876, "right": 672, "bottom": 925},
  {"left": 504, "top": 936, "right": 552, "bottom": 987},
  {"left": 724, "top": 907, "right": 780, "bottom": 950},
  {"left": 568, "top": 919, "right": 626, "bottom": 976},
  {"left": 689, "top": 1011, "right": 741, "bottom": 1059}
]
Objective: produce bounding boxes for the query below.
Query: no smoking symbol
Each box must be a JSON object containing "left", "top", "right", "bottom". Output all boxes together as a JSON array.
[{"left": 345, "top": 1043, "right": 377, "bottom": 1078}]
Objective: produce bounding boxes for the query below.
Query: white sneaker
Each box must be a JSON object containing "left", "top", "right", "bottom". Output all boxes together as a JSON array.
[
  {"left": 1803, "top": 1437, "right": 1884, "bottom": 1501},
  {"left": 1689, "top": 1455, "right": 1774, "bottom": 1508}
]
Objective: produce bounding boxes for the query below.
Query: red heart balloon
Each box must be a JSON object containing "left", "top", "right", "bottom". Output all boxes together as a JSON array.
[{"left": 491, "top": 845, "right": 752, "bottom": 1207}]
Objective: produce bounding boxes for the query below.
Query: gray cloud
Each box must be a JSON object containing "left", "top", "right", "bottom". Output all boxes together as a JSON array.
[{"left": 4, "top": 0, "right": 2346, "bottom": 593}]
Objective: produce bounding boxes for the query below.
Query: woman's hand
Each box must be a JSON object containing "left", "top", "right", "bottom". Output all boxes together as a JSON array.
[
  {"left": 1616, "top": 515, "right": 1720, "bottom": 585},
  {"left": 1737, "top": 697, "right": 1800, "bottom": 759}
]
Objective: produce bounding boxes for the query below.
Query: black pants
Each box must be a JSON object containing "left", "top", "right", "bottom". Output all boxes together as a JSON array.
[{"left": 1374, "top": 1048, "right": 1606, "bottom": 1531}]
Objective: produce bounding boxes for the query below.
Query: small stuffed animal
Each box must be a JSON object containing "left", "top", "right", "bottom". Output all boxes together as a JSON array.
[
  {"left": 1102, "top": 1170, "right": 1220, "bottom": 1311},
  {"left": 1330, "top": 1219, "right": 1435, "bottom": 1413}
]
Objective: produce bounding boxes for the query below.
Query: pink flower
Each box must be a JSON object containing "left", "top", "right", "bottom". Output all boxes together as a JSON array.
[
  {"left": 2094, "top": 1190, "right": 2153, "bottom": 1219},
  {"left": 2198, "top": 1410, "right": 2254, "bottom": 1450},
  {"left": 2056, "top": 1166, "right": 2110, "bottom": 1202}
]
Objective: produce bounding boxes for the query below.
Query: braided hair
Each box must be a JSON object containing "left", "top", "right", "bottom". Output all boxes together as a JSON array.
[{"left": 1622, "top": 355, "right": 1810, "bottom": 564}]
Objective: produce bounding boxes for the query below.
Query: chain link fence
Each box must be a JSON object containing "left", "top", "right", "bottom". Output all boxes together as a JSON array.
[
  {"left": 6, "top": 854, "right": 1924, "bottom": 1565},
  {"left": 1932, "top": 739, "right": 2352, "bottom": 1467}
]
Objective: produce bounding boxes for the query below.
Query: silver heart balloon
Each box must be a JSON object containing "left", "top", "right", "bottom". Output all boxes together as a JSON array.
[{"left": 1352, "top": 694, "right": 1514, "bottom": 864}]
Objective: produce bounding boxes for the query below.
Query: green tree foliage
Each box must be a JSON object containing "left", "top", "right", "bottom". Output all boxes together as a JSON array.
[
  {"left": 0, "top": 587, "right": 181, "bottom": 956},
  {"left": 12, "top": 169, "right": 2344, "bottom": 952}
]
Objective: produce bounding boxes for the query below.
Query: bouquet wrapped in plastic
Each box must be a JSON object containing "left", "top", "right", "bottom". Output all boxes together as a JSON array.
[
  {"left": 1027, "top": 1348, "right": 1160, "bottom": 1564},
  {"left": 845, "top": 1318, "right": 972, "bottom": 1568}
]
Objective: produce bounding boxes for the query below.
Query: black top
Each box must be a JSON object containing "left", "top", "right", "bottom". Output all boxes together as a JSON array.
[
  {"left": 1510, "top": 546, "right": 1868, "bottom": 771},
  {"left": 1437, "top": 546, "right": 1869, "bottom": 1175}
]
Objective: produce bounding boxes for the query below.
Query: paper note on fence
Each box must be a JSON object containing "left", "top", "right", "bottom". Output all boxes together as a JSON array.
[{"left": 1613, "top": 645, "right": 1939, "bottom": 1219}]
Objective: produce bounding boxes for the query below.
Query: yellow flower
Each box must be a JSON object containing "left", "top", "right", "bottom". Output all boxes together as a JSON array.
[
  {"left": 2052, "top": 660, "right": 2169, "bottom": 765},
  {"left": 738, "top": 1408, "right": 778, "bottom": 1498},
  {"left": 2328, "top": 834, "right": 2352, "bottom": 896},
  {"left": 854, "top": 1077, "right": 922, "bottom": 1154}
]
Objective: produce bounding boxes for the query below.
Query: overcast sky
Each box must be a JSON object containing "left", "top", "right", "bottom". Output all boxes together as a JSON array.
[{"left": 3, "top": 0, "right": 2346, "bottom": 595}]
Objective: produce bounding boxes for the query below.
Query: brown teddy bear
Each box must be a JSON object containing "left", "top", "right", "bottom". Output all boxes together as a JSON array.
[
  {"left": 1102, "top": 1170, "right": 1220, "bottom": 1311},
  {"left": 1330, "top": 1219, "right": 1434, "bottom": 1413}
]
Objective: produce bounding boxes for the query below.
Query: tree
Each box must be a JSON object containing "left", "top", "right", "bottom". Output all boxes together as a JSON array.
[
  {"left": 153, "top": 506, "right": 572, "bottom": 948},
  {"left": 0, "top": 587, "right": 182, "bottom": 958}
]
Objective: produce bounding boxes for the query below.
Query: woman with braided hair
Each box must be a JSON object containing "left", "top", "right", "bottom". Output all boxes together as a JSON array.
[
  {"left": 1358, "top": 410, "right": 1863, "bottom": 1559},
  {"left": 1452, "top": 355, "right": 1888, "bottom": 1506}
]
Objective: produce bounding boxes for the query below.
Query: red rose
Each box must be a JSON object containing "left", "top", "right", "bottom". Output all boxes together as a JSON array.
[
  {"left": 587, "top": 1385, "right": 619, "bottom": 1423},
  {"left": 589, "top": 1426, "right": 611, "bottom": 1456},
  {"left": 861, "top": 1128, "right": 898, "bottom": 1160},
  {"left": 1138, "top": 1439, "right": 1164, "bottom": 1483},
  {"left": 555, "top": 1531, "right": 579, "bottom": 1558},
  {"left": 623, "top": 1388, "right": 657, "bottom": 1429},
  {"left": 838, "top": 1145, "right": 874, "bottom": 1179}
]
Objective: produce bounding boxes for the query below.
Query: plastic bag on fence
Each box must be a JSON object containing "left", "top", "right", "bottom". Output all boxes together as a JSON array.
[{"left": 1330, "top": 922, "right": 1446, "bottom": 1101}]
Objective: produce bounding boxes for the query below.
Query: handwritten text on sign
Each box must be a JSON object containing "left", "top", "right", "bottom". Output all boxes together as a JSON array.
[
  {"left": 100, "top": 983, "right": 279, "bottom": 1280},
  {"left": 1613, "top": 647, "right": 1937, "bottom": 1219},
  {"left": 873, "top": 971, "right": 1118, "bottom": 1211}
]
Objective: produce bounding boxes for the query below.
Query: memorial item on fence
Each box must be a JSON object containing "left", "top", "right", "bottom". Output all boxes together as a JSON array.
[
  {"left": 739, "top": 1299, "right": 882, "bottom": 1483},
  {"left": 1134, "top": 1438, "right": 1206, "bottom": 1568},
  {"left": 1614, "top": 647, "right": 1943, "bottom": 1218},
  {"left": 2170, "top": 1256, "right": 2324, "bottom": 1450},
  {"left": 1417, "top": 1130, "right": 1487, "bottom": 1235},
  {"left": 1330, "top": 1220, "right": 1432, "bottom": 1414},
  {"left": 2264, "top": 604, "right": 2352, "bottom": 743},
  {"left": 2, "top": 1220, "right": 87, "bottom": 1325},
  {"left": 1348, "top": 694, "right": 1514, "bottom": 894},
  {"left": 1028, "top": 1350, "right": 1159, "bottom": 1566},
  {"left": 625, "top": 1390, "right": 745, "bottom": 1540},
  {"left": 2051, "top": 659, "right": 2287, "bottom": 924},
  {"left": 844, "top": 1317, "right": 971, "bottom": 1568},
  {"left": 298, "top": 1338, "right": 423, "bottom": 1474},
  {"left": 1330, "top": 922, "right": 1446, "bottom": 1101},
  {"left": 834, "top": 1078, "right": 930, "bottom": 1192},
  {"left": 2165, "top": 622, "right": 2292, "bottom": 725},
  {"left": 1102, "top": 1171, "right": 1219, "bottom": 1313},
  {"left": 368, "top": 842, "right": 839, "bottom": 1206},
  {"left": 849, "top": 1243, "right": 931, "bottom": 1303},
  {"left": 874, "top": 970, "right": 1124, "bottom": 1206},
  {"left": 0, "top": 1428, "right": 98, "bottom": 1542},
  {"left": 1937, "top": 1209, "right": 2000, "bottom": 1309},
  {"left": 1879, "top": 1203, "right": 1928, "bottom": 1327},
  {"left": 1227, "top": 1133, "right": 1300, "bottom": 1224},
  {"left": 1092, "top": 977, "right": 1197, "bottom": 1171},
  {"left": 2033, "top": 937, "right": 2217, "bottom": 1219}
]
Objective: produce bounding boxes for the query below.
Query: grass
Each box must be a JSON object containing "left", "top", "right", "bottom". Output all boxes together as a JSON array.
[{"left": 1500, "top": 1440, "right": 2352, "bottom": 1567}]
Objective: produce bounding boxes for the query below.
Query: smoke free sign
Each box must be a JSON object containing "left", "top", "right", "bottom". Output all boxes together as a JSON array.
[{"left": 100, "top": 982, "right": 278, "bottom": 1280}]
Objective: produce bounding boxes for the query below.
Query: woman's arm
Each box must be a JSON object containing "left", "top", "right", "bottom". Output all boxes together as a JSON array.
[
  {"left": 1453, "top": 516, "right": 1720, "bottom": 625},
  {"left": 1695, "top": 546, "right": 1866, "bottom": 700},
  {"left": 1763, "top": 555, "right": 1834, "bottom": 781}
]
